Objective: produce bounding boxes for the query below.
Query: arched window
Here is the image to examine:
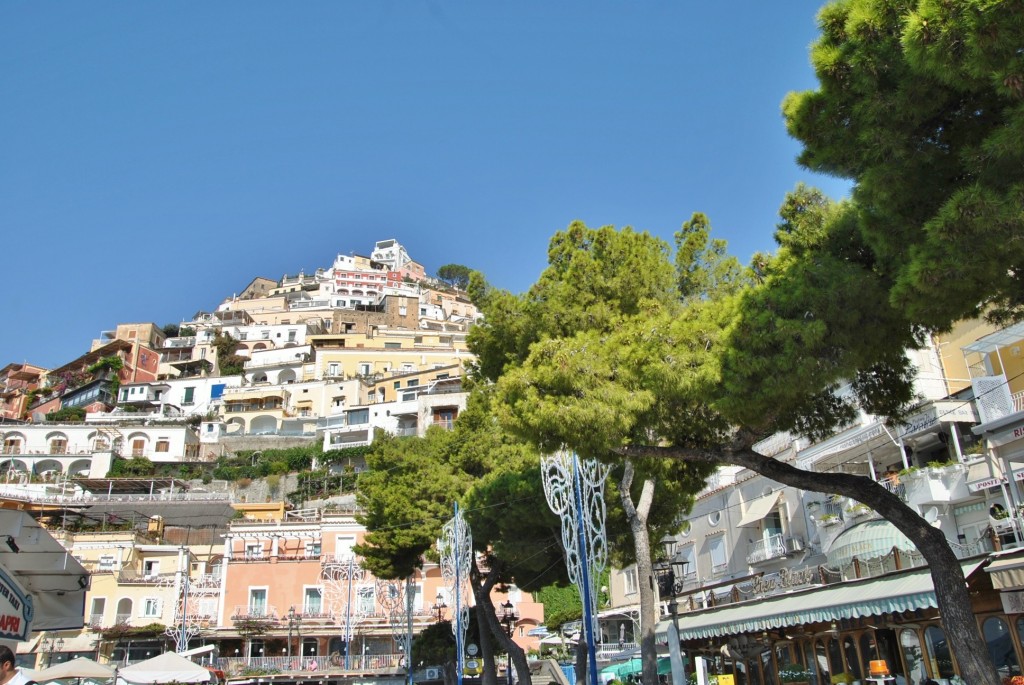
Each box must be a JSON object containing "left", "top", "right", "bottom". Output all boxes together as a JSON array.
[
  {"left": 900, "top": 629, "right": 926, "bottom": 685},
  {"left": 116, "top": 597, "right": 133, "bottom": 624},
  {"left": 924, "top": 626, "right": 955, "bottom": 681},
  {"left": 984, "top": 616, "right": 1020, "bottom": 679}
]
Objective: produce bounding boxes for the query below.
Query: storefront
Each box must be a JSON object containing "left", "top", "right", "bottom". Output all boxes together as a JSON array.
[
  {"left": 0, "top": 510, "right": 89, "bottom": 663},
  {"left": 659, "top": 555, "right": 1024, "bottom": 685}
]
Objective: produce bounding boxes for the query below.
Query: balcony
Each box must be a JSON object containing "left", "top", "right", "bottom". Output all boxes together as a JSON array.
[
  {"left": 232, "top": 604, "right": 278, "bottom": 620},
  {"left": 746, "top": 534, "right": 804, "bottom": 565},
  {"left": 87, "top": 613, "right": 104, "bottom": 628},
  {"left": 115, "top": 613, "right": 131, "bottom": 625},
  {"left": 899, "top": 463, "right": 970, "bottom": 505},
  {"left": 118, "top": 570, "right": 176, "bottom": 584}
]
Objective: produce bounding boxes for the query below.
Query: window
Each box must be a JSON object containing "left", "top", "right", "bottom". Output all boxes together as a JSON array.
[
  {"left": 357, "top": 586, "right": 375, "bottom": 616},
  {"left": 261, "top": 330, "right": 270, "bottom": 339},
  {"left": 347, "top": 409, "right": 369, "bottom": 425},
  {"left": 121, "top": 389, "right": 129, "bottom": 401},
  {"left": 407, "top": 379, "right": 419, "bottom": 387},
  {"left": 623, "top": 567, "right": 639, "bottom": 595},
  {"left": 2, "top": 438, "right": 21, "bottom": 455},
  {"left": 99, "top": 555, "right": 116, "bottom": 571},
  {"left": 335, "top": 535, "right": 356, "bottom": 559},
  {"left": 385, "top": 342, "right": 401, "bottom": 349},
  {"left": 328, "top": 363, "right": 340, "bottom": 377},
  {"left": 288, "top": 330, "right": 297, "bottom": 342},
  {"left": 50, "top": 438, "right": 67, "bottom": 455},
  {"left": 245, "top": 543, "right": 263, "bottom": 560},
  {"left": 143, "top": 560, "right": 160, "bottom": 577},
  {"left": 239, "top": 332, "right": 248, "bottom": 341},
  {"left": 249, "top": 588, "right": 267, "bottom": 615},
  {"left": 155, "top": 440, "right": 170, "bottom": 453},
  {"left": 358, "top": 363, "right": 371, "bottom": 376},
  {"left": 305, "top": 541, "right": 322, "bottom": 558},
  {"left": 984, "top": 617, "right": 1020, "bottom": 678},
  {"left": 89, "top": 597, "right": 106, "bottom": 625},
  {"left": 708, "top": 535, "right": 727, "bottom": 570},
  {"left": 304, "top": 588, "right": 323, "bottom": 615},
  {"left": 924, "top": 626, "right": 955, "bottom": 681},
  {"left": 680, "top": 544, "right": 696, "bottom": 577},
  {"left": 142, "top": 598, "right": 160, "bottom": 617},
  {"left": 132, "top": 439, "right": 145, "bottom": 456},
  {"left": 182, "top": 387, "right": 195, "bottom": 405}
]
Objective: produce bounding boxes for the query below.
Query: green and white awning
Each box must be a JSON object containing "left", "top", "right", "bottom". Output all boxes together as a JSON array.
[{"left": 661, "top": 560, "right": 984, "bottom": 642}]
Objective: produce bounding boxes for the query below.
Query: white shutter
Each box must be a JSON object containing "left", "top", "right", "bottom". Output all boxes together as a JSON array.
[{"left": 973, "top": 375, "right": 1015, "bottom": 423}]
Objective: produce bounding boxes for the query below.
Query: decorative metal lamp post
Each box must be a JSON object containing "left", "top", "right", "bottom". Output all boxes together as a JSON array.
[
  {"left": 500, "top": 600, "right": 518, "bottom": 637},
  {"left": 655, "top": 536, "right": 688, "bottom": 685},
  {"left": 433, "top": 592, "right": 448, "bottom": 623},
  {"left": 286, "top": 606, "right": 302, "bottom": 660},
  {"left": 43, "top": 636, "right": 65, "bottom": 667}
]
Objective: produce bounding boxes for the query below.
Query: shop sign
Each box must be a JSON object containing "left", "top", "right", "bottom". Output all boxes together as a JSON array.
[
  {"left": 752, "top": 566, "right": 819, "bottom": 596},
  {"left": 969, "top": 475, "right": 1004, "bottom": 492},
  {"left": 1001, "top": 589, "right": 1024, "bottom": 615},
  {"left": 0, "top": 568, "right": 33, "bottom": 641},
  {"left": 989, "top": 424, "right": 1024, "bottom": 449}
]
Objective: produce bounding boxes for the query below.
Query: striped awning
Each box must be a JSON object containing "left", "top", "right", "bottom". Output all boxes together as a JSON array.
[
  {"left": 661, "top": 560, "right": 983, "bottom": 641},
  {"left": 987, "top": 555, "right": 1024, "bottom": 590}
]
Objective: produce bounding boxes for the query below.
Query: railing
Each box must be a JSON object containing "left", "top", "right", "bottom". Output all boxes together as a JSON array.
[
  {"left": 224, "top": 403, "right": 285, "bottom": 413},
  {"left": 87, "top": 613, "right": 104, "bottom": 627},
  {"left": 115, "top": 613, "right": 131, "bottom": 624},
  {"left": 879, "top": 478, "right": 907, "bottom": 501},
  {"left": 0, "top": 489, "right": 231, "bottom": 504},
  {"left": 163, "top": 337, "right": 197, "bottom": 349},
  {"left": 232, "top": 604, "right": 277, "bottom": 619},
  {"left": 394, "top": 427, "right": 418, "bottom": 437},
  {"left": 1014, "top": 389, "right": 1024, "bottom": 413},
  {"left": 747, "top": 534, "right": 788, "bottom": 565},
  {"left": 188, "top": 574, "right": 222, "bottom": 590},
  {"left": 217, "top": 653, "right": 403, "bottom": 674},
  {"left": 429, "top": 419, "right": 455, "bottom": 430},
  {"left": 117, "top": 570, "right": 176, "bottom": 584}
]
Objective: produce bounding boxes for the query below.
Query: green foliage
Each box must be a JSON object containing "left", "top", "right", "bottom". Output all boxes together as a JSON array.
[
  {"left": 109, "top": 456, "right": 155, "bottom": 477},
  {"left": 212, "top": 446, "right": 322, "bottom": 481},
  {"left": 161, "top": 323, "right": 180, "bottom": 338},
  {"left": 412, "top": 620, "right": 456, "bottom": 667},
  {"left": 534, "top": 583, "right": 582, "bottom": 631},
  {"left": 675, "top": 212, "right": 752, "bottom": 301},
  {"left": 783, "top": 0, "right": 1024, "bottom": 328},
  {"left": 45, "top": 406, "right": 86, "bottom": 422},
  {"left": 87, "top": 355, "right": 124, "bottom": 374},
  {"left": 436, "top": 263, "right": 473, "bottom": 290},
  {"left": 97, "top": 622, "right": 166, "bottom": 639},
  {"left": 179, "top": 326, "right": 196, "bottom": 337},
  {"left": 219, "top": 354, "right": 247, "bottom": 377}
]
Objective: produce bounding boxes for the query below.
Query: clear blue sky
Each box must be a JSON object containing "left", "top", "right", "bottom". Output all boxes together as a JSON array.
[{"left": 1, "top": 2, "right": 850, "bottom": 368}]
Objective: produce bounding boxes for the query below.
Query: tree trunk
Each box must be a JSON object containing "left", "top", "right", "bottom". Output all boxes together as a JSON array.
[
  {"left": 575, "top": 638, "right": 588, "bottom": 685},
  {"left": 617, "top": 460, "right": 659, "bottom": 685},
  {"left": 619, "top": 439, "right": 1001, "bottom": 685},
  {"left": 473, "top": 559, "right": 533, "bottom": 685},
  {"left": 477, "top": 598, "right": 499, "bottom": 685}
]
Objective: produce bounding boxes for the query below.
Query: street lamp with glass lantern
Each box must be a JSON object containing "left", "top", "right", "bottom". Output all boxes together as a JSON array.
[
  {"left": 432, "top": 592, "right": 447, "bottom": 623},
  {"left": 654, "top": 535, "right": 688, "bottom": 598},
  {"left": 43, "top": 636, "right": 65, "bottom": 667},
  {"left": 287, "top": 606, "right": 302, "bottom": 660},
  {"left": 499, "top": 601, "right": 518, "bottom": 637}
]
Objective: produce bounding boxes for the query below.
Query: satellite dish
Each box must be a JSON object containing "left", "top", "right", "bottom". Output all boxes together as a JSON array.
[{"left": 924, "top": 507, "right": 939, "bottom": 524}]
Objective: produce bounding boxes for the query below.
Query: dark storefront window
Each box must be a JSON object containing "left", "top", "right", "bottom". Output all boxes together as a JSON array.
[
  {"left": 828, "top": 638, "right": 844, "bottom": 680},
  {"left": 984, "top": 616, "right": 1020, "bottom": 680},
  {"left": 815, "top": 640, "right": 830, "bottom": 684},
  {"left": 900, "top": 629, "right": 926, "bottom": 685},
  {"left": 924, "top": 626, "right": 955, "bottom": 680},
  {"left": 761, "top": 649, "right": 776, "bottom": 685},
  {"left": 860, "top": 629, "right": 905, "bottom": 683},
  {"left": 842, "top": 636, "right": 862, "bottom": 681}
]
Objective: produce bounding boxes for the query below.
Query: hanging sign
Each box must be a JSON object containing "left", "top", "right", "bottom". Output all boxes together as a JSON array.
[{"left": 0, "top": 568, "right": 34, "bottom": 641}]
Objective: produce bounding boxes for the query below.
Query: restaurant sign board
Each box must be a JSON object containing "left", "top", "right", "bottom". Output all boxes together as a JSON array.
[{"left": 0, "top": 567, "right": 33, "bottom": 641}]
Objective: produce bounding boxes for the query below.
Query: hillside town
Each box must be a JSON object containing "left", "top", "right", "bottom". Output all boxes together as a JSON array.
[{"left": 2, "top": 234, "right": 1024, "bottom": 685}]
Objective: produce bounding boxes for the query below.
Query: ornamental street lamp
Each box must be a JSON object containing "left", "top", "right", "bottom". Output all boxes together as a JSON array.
[
  {"left": 499, "top": 601, "right": 518, "bottom": 637},
  {"left": 43, "top": 636, "right": 65, "bottom": 667},
  {"left": 654, "top": 535, "right": 688, "bottom": 598},
  {"left": 287, "top": 606, "right": 302, "bottom": 660},
  {"left": 432, "top": 592, "right": 447, "bottom": 623}
]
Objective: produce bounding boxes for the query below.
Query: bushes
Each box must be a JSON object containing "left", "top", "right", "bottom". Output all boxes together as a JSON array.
[{"left": 45, "top": 406, "right": 86, "bottom": 422}]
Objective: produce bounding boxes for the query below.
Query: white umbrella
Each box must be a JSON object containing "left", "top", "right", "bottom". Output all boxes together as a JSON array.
[
  {"left": 117, "top": 652, "right": 211, "bottom": 684},
  {"left": 36, "top": 658, "right": 115, "bottom": 681}
]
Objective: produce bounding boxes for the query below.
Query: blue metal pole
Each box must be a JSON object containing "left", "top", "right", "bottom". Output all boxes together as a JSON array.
[
  {"left": 455, "top": 502, "right": 464, "bottom": 685},
  {"left": 572, "top": 454, "right": 599, "bottom": 685}
]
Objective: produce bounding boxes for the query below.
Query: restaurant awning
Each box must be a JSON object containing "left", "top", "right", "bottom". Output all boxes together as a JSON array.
[
  {"left": 737, "top": 493, "right": 780, "bottom": 528},
  {"left": 967, "top": 459, "right": 1004, "bottom": 492},
  {"left": 987, "top": 555, "right": 1024, "bottom": 590},
  {"left": 0, "top": 510, "right": 89, "bottom": 635},
  {"left": 662, "top": 560, "right": 984, "bottom": 642}
]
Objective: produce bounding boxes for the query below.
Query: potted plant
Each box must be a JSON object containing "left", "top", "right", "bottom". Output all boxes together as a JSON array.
[
  {"left": 779, "top": 667, "right": 813, "bottom": 684},
  {"left": 818, "top": 513, "right": 841, "bottom": 526},
  {"left": 831, "top": 673, "right": 854, "bottom": 685}
]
